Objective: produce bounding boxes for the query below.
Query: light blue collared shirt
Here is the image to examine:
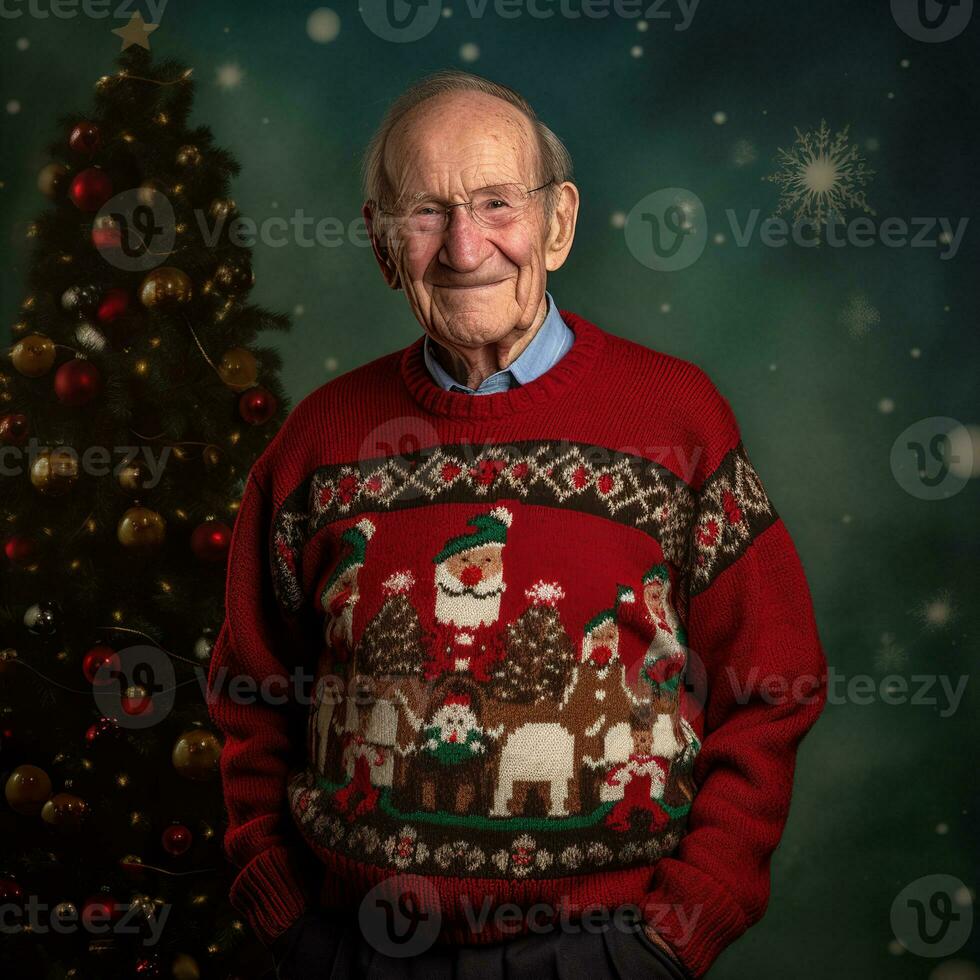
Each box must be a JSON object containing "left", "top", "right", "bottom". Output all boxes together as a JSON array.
[{"left": 422, "top": 291, "right": 573, "bottom": 394}]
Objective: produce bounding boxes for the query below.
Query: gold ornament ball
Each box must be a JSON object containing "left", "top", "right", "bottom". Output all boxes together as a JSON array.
[
  {"left": 172, "top": 729, "right": 222, "bottom": 781},
  {"left": 117, "top": 460, "right": 149, "bottom": 493},
  {"left": 136, "top": 178, "right": 167, "bottom": 207},
  {"left": 117, "top": 506, "right": 166, "bottom": 551},
  {"left": 10, "top": 334, "right": 56, "bottom": 378},
  {"left": 213, "top": 258, "right": 254, "bottom": 293},
  {"left": 139, "top": 267, "right": 193, "bottom": 309},
  {"left": 172, "top": 953, "right": 201, "bottom": 980},
  {"left": 5, "top": 764, "right": 52, "bottom": 815},
  {"left": 218, "top": 347, "right": 258, "bottom": 391},
  {"left": 41, "top": 792, "right": 89, "bottom": 830},
  {"left": 37, "top": 163, "right": 69, "bottom": 200},
  {"left": 208, "top": 198, "right": 236, "bottom": 220},
  {"left": 176, "top": 145, "right": 202, "bottom": 168},
  {"left": 31, "top": 450, "right": 80, "bottom": 497}
]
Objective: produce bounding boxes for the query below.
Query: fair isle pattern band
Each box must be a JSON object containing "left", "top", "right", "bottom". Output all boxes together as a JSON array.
[{"left": 269, "top": 440, "right": 776, "bottom": 615}]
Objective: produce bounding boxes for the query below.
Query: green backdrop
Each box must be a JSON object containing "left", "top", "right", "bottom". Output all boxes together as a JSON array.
[{"left": 2, "top": 2, "right": 977, "bottom": 977}]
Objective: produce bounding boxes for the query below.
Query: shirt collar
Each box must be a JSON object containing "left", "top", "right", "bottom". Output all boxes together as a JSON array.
[{"left": 422, "top": 291, "right": 572, "bottom": 393}]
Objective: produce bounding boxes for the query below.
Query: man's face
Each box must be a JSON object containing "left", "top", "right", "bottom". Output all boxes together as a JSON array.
[{"left": 365, "top": 92, "right": 577, "bottom": 351}]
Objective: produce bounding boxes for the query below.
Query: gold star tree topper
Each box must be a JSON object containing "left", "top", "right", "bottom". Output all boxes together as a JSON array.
[{"left": 112, "top": 12, "right": 160, "bottom": 51}]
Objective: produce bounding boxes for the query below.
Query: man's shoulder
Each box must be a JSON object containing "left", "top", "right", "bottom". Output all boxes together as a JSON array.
[
  {"left": 248, "top": 347, "right": 406, "bottom": 497},
  {"left": 578, "top": 313, "right": 736, "bottom": 425},
  {"left": 569, "top": 311, "right": 742, "bottom": 487}
]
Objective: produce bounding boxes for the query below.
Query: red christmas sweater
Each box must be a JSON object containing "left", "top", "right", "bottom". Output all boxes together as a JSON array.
[{"left": 206, "top": 310, "right": 827, "bottom": 977}]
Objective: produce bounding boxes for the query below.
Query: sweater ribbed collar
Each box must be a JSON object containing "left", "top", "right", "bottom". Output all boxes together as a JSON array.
[{"left": 399, "top": 309, "right": 606, "bottom": 420}]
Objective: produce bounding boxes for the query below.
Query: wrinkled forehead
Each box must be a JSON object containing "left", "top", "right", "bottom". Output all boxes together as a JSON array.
[{"left": 383, "top": 92, "right": 541, "bottom": 202}]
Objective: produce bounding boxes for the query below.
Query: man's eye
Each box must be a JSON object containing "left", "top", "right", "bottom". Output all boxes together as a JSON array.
[
  {"left": 482, "top": 199, "right": 509, "bottom": 210},
  {"left": 414, "top": 206, "right": 442, "bottom": 217}
]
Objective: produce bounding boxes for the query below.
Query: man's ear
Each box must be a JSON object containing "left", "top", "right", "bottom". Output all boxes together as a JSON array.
[
  {"left": 363, "top": 202, "right": 401, "bottom": 290},
  {"left": 544, "top": 181, "right": 580, "bottom": 273}
]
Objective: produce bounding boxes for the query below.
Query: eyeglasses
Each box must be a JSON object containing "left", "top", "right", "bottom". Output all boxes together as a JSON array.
[{"left": 380, "top": 179, "right": 554, "bottom": 236}]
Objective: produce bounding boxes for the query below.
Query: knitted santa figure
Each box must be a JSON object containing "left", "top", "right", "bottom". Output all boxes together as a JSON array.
[{"left": 425, "top": 506, "right": 512, "bottom": 682}]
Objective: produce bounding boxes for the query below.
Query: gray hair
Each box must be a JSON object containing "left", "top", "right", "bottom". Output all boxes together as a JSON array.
[{"left": 361, "top": 69, "right": 573, "bottom": 218}]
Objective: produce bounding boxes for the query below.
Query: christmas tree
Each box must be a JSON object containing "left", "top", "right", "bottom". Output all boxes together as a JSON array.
[
  {"left": 1, "top": 46, "right": 290, "bottom": 980},
  {"left": 356, "top": 571, "right": 428, "bottom": 677},
  {"left": 490, "top": 581, "right": 575, "bottom": 703}
]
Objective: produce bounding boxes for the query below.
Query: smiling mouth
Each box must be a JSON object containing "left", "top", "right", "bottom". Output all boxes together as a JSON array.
[{"left": 434, "top": 280, "right": 506, "bottom": 290}]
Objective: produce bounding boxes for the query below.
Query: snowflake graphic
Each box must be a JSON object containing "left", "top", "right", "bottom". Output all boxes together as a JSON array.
[
  {"left": 764, "top": 120, "right": 875, "bottom": 226},
  {"left": 916, "top": 590, "right": 954, "bottom": 630},
  {"left": 839, "top": 294, "right": 881, "bottom": 339}
]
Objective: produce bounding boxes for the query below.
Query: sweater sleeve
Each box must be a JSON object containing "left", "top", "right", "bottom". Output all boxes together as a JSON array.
[
  {"left": 640, "top": 418, "right": 828, "bottom": 977},
  {"left": 206, "top": 467, "right": 322, "bottom": 948}
]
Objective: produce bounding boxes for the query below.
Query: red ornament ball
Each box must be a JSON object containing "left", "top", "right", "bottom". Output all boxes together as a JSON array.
[
  {"left": 69, "top": 167, "right": 113, "bottom": 212},
  {"left": 4, "top": 535, "right": 35, "bottom": 565},
  {"left": 54, "top": 359, "right": 103, "bottom": 406},
  {"left": 82, "top": 644, "right": 120, "bottom": 686},
  {"left": 238, "top": 387, "right": 278, "bottom": 425},
  {"left": 69, "top": 121, "right": 102, "bottom": 156},
  {"left": 0, "top": 879, "right": 25, "bottom": 907},
  {"left": 121, "top": 685, "right": 154, "bottom": 718},
  {"left": 0, "top": 412, "right": 30, "bottom": 446},
  {"left": 81, "top": 893, "right": 119, "bottom": 929},
  {"left": 85, "top": 716, "right": 120, "bottom": 746},
  {"left": 0, "top": 413, "right": 29, "bottom": 447},
  {"left": 161, "top": 823, "right": 193, "bottom": 856},
  {"left": 190, "top": 520, "right": 232, "bottom": 562},
  {"left": 96, "top": 288, "right": 129, "bottom": 324}
]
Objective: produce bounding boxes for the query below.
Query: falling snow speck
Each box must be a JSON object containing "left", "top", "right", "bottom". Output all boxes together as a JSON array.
[
  {"left": 6, "top": 100, "right": 21, "bottom": 114},
  {"left": 16, "top": 38, "right": 29, "bottom": 50},
  {"left": 840, "top": 294, "right": 880, "bottom": 339},
  {"left": 769, "top": 363, "right": 777, "bottom": 372},
  {"left": 216, "top": 63, "right": 244, "bottom": 90},
  {"left": 732, "top": 139, "right": 757, "bottom": 167},
  {"left": 918, "top": 592, "right": 953, "bottom": 629},
  {"left": 460, "top": 42, "right": 480, "bottom": 62},
  {"left": 910, "top": 347, "right": 921, "bottom": 358},
  {"left": 294, "top": 305, "right": 305, "bottom": 316},
  {"left": 610, "top": 212, "right": 626, "bottom": 229},
  {"left": 442, "top": 6, "right": 453, "bottom": 16},
  {"left": 630, "top": 45, "right": 643, "bottom": 58},
  {"left": 900, "top": 58, "right": 910, "bottom": 68},
  {"left": 713, "top": 232, "right": 726, "bottom": 244},
  {"left": 660, "top": 303, "right": 671, "bottom": 314},
  {"left": 878, "top": 398, "right": 895, "bottom": 414},
  {"left": 307, "top": 8, "right": 341, "bottom": 43},
  {"left": 637, "top": 19, "right": 648, "bottom": 31},
  {"left": 887, "top": 940, "right": 905, "bottom": 956},
  {"left": 712, "top": 111, "right": 727, "bottom": 125},
  {"left": 325, "top": 356, "right": 339, "bottom": 372},
  {"left": 935, "top": 822, "right": 949, "bottom": 835}
]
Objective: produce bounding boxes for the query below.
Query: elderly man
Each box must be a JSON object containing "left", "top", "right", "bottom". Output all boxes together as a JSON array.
[{"left": 209, "top": 70, "right": 827, "bottom": 980}]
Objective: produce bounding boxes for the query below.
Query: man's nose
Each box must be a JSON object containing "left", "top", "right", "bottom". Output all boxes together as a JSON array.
[{"left": 438, "top": 206, "right": 489, "bottom": 272}]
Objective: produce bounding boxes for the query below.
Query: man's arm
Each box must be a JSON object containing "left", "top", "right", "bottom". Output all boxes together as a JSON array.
[
  {"left": 641, "top": 411, "right": 828, "bottom": 977},
  {"left": 206, "top": 467, "right": 320, "bottom": 948}
]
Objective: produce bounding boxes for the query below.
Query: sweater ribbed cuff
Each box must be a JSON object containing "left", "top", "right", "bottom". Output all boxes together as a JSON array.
[
  {"left": 228, "top": 844, "right": 316, "bottom": 948},
  {"left": 641, "top": 857, "right": 749, "bottom": 978}
]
